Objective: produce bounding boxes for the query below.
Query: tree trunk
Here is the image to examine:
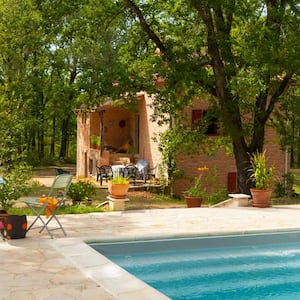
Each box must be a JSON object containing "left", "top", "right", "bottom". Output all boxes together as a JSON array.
[
  {"left": 232, "top": 141, "right": 252, "bottom": 194},
  {"left": 59, "top": 116, "right": 70, "bottom": 160},
  {"left": 59, "top": 67, "right": 77, "bottom": 160},
  {"left": 38, "top": 129, "right": 44, "bottom": 161},
  {"left": 50, "top": 118, "right": 56, "bottom": 157}
]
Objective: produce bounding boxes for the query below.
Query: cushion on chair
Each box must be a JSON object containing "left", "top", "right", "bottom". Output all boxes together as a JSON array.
[{"left": 39, "top": 197, "right": 58, "bottom": 218}]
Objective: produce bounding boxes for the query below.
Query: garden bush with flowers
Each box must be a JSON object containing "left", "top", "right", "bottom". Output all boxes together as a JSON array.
[
  {"left": 185, "top": 166, "right": 209, "bottom": 198},
  {"left": 185, "top": 166, "right": 227, "bottom": 205},
  {"left": 67, "top": 180, "right": 96, "bottom": 204}
]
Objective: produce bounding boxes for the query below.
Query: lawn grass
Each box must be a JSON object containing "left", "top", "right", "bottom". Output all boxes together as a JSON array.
[
  {"left": 9, "top": 167, "right": 300, "bottom": 216},
  {"left": 8, "top": 184, "right": 186, "bottom": 216}
]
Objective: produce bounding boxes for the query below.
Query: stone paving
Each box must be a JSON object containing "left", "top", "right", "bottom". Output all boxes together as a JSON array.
[{"left": 2, "top": 204, "right": 300, "bottom": 299}]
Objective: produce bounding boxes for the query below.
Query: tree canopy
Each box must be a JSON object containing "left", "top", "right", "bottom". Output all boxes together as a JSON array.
[
  {"left": 0, "top": 0, "right": 299, "bottom": 193},
  {"left": 0, "top": 0, "right": 124, "bottom": 166},
  {"left": 117, "top": 0, "right": 300, "bottom": 192}
]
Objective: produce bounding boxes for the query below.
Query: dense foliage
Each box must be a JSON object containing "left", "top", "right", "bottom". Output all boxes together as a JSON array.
[
  {"left": 0, "top": 0, "right": 124, "bottom": 166},
  {"left": 0, "top": 0, "right": 299, "bottom": 194},
  {"left": 117, "top": 0, "right": 300, "bottom": 193}
]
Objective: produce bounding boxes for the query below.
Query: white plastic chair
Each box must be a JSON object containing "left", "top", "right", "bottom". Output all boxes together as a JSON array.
[
  {"left": 136, "top": 160, "right": 159, "bottom": 183},
  {"left": 135, "top": 160, "right": 149, "bottom": 182}
]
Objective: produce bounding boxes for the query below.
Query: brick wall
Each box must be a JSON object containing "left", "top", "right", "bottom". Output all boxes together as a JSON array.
[
  {"left": 173, "top": 124, "right": 287, "bottom": 198},
  {"left": 138, "top": 93, "right": 166, "bottom": 168}
]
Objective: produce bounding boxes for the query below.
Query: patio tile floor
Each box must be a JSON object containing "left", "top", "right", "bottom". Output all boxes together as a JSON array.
[{"left": 2, "top": 205, "right": 300, "bottom": 299}]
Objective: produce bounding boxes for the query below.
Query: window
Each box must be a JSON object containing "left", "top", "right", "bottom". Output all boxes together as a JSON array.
[
  {"left": 192, "top": 110, "right": 202, "bottom": 126},
  {"left": 192, "top": 109, "right": 218, "bottom": 135}
]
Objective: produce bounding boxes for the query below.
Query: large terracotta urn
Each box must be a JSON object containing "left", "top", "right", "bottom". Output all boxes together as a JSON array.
[{"left": 250, "top": 188, "right": 272, "bottom": 208}]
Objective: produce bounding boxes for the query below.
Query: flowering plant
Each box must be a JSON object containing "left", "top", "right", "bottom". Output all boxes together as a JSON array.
[
  {"left": 185, "top": 166, "right": 209, "bottom": 197},
  {"left": 67, "top": 180, "right": 96, "bottom": 203}
]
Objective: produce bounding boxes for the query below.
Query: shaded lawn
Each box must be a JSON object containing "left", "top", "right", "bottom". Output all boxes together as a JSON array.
[
  {"left": 10, "top": 167, "right": 300, "bottom": 216},
  {"left": 11, "top": 185, "right": 186, "bottom": 215}
]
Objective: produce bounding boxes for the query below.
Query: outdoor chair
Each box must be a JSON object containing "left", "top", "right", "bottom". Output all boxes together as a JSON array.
[
  {"left": 135, "top": 160, "right": 149, "bottom": 183},
  {"left": 122, "top": 164, "right": 138, "bottom": 184},
  {"left": 144, "top": 162, "right": 159, "bottom": 183},
  {"left": 54, "top": 167, "right": 70, "bottom": 176},
  {"left": 23, "top": 174, "right": 73, "bottom": 239},
  {"left": 135, "top": 160, "right": 159, "bottom": 183},
  {"left": 96, "top": 165, "right": 113, "bottom": 186}
]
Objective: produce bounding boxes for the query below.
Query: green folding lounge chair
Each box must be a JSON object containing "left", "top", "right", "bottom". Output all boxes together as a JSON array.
[{"left": 24, "top": 174, "right": 73, "bottom": 238}]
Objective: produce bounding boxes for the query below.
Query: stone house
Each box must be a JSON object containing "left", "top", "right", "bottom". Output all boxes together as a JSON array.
[
  {"left": 75, "top": 92, "right": 166, "bottom": 179},
  {"left": 75, "top": 93, "right": 288, "bottom": 197}
]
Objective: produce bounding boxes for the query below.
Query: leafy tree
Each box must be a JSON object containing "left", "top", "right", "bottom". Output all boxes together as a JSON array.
[
  {"left": 273, "top": 82, "right": 300, "bottom": 167},
  {"left": 0, "top": 0, "right": 123, "bottom": 164},
  {"left": 0, "top": 0, "right": 298, "bottom": 196},
  {"left": 119, "top": 0, "right": 300, "bottom": 193}
]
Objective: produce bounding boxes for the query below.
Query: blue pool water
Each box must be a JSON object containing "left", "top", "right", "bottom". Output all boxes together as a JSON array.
[{"left": 89, "top": 232, "right": 300, "bottom": 299}]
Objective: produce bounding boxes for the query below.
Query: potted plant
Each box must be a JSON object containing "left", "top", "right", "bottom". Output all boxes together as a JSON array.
[
  {"left": 90, "top": 135, "right": 101, "bottom": 150},
  {"left": 67, "top": 180, "right": 96, "bottom": 205},
  {"left": 183, "top": 166, "right": 208, "bottom": 208},
  {"left": 107, "top": 175, "right": 130, "bottom": 199},
  {"left": 249, "top": 151, "right": 274, "bottom": 208}
]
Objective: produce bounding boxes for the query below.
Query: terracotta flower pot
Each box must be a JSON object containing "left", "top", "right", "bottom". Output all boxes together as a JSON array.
[
  {"left": 250, "top": 188, "right": 272, "bottom": 208},
  {"left": 184, "top": 195, "right": 203, "bottom": 208},
  {"left": 86, "top": 198, "right": 93, "bottom": 206},
  {"left": 108, "top": 182, "right": 129, "bottom": 199}
]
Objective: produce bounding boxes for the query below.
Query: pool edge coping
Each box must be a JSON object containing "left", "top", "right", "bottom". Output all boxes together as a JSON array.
[{"left": 52, "top": 237, "right": 170, "bottom": 300}]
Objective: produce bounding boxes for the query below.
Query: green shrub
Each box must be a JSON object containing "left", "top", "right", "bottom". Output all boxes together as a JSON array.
[
  {"left": 67, "top": 180, "right": 96, "bottom": 203},
  {"left": 0, "top": 165, "right": 32, "bottom": 211}
]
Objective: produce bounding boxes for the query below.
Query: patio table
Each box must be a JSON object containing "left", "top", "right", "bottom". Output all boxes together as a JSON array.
[{"left": 111, "top": 165, "right": 125, "bottom": 177}]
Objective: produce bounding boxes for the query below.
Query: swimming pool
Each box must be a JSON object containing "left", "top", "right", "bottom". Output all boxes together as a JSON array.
[{"left": 89, "top": 232, "right": 300, "bottom": 299}]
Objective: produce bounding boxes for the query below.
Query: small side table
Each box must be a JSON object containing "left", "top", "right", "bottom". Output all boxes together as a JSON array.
[{"left": 228, "top": 193, "right": 251, "bottom": 207}]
